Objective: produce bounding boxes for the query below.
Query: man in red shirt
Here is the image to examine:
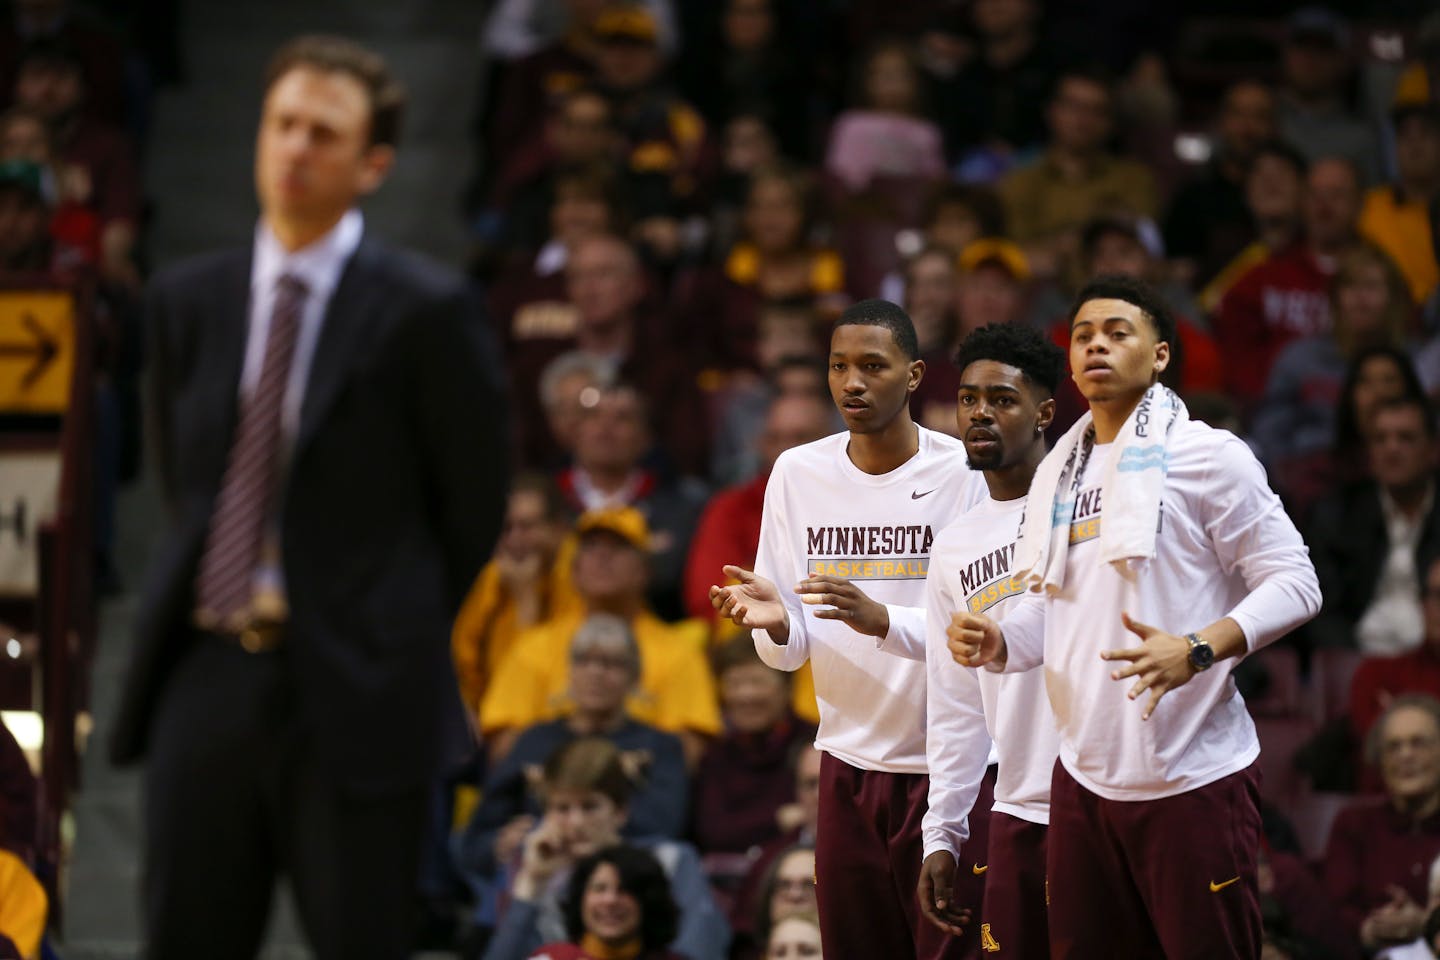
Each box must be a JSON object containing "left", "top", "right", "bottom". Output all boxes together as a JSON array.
[
  {"left": 1351, "top": 556, "right": 1440, "bottom": 742},
  {"left": 1214, "top": 155, "right": 1361, "bottom": 417},
  {"left": 683, "top": 391, "right": 833, "bottom": 622}
]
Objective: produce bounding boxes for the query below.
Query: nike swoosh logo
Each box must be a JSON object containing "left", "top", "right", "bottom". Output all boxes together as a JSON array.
[
  {"left": 972, "top": 864, "right": 988, "bottom": 875},
  {"left": 1209, "top": 877, "right": 1239, "bottom": 892},
  {"left": 912, "top": 489, "right": 935, "bottom": 499}
]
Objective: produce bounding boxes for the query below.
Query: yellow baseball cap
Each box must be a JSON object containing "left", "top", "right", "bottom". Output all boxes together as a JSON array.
[
  {"left": 958, "top": 237, "right": 1030, "bottom": 281},
  {"left": 576, "top": 507, "right": 650, "bottom": 550},
  {"left": 593, "top": 6, "right": 659, "bottom": 45}
]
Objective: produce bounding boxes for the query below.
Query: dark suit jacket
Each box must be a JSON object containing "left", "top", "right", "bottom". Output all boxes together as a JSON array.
[
  {"left": 1305, "top": 475, "right": 1440, "bottom": 650},
  {"left": 111, "top": 236, "right": 507, "bottom": 790}
]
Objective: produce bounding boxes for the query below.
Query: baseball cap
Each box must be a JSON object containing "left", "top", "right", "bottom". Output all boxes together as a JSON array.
[
  {"left": 576, "top": 506, "right": 650, "bottom": 550},
  {"left": 958, "top": 237, "right": 1030, "bottom": 281},
  {"left": 593, "top": 6, "right": 659, "bottom": 45}
]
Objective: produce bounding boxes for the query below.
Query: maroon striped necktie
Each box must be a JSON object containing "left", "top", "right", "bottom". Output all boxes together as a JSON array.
[{"left": 194, "top": 273, "right": 308, "bottom": 628}]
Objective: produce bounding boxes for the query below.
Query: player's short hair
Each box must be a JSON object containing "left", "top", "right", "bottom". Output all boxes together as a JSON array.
[
  {"left": 264, "top": 35, "right": 405, "bottom": 148},
  {"left": 833, "top": 299, "right": 920, "bottom": 361},
  {"left": 954, "top": 323, "right": 1067, "bottom": 395},
  {"left": 1068, "top": 275, "right": 1176, "bottom": 348}
]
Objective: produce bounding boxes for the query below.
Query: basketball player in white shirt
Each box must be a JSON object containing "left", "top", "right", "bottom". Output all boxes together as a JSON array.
[
  {"left": 919, "top": 323, "right": 1066, "bottom": 959},
  {"left": 711, "top": 299, "right": 984, "bottom": 958},
  {"left": 949, "top": 277, "right": 1321, "bottom": 958}
]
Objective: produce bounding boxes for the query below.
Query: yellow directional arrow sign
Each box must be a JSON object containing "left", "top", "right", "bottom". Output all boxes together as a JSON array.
[{"left": 0, "top": 291, "right": 74, "bottom": 413}]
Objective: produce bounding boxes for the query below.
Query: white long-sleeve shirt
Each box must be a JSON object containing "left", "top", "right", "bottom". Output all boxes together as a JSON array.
[
  {"left": 924, "top": 495, "right": 1059, "bottom": 860},
  {"left": 753, "top": 428, "right": 983, "bottom": 773},
  {"left": 999, "top": 422, "right": 1321, "bottom": 801}
]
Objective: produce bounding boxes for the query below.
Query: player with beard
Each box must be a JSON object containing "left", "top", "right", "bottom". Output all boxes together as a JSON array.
[
  {"left": 917, "top": 324, "right": 1065, "bottom": 958},
  {"left": 949, "top": 276, "right": 1320, "bottom": 958},
  {"left": 711, "top": 299, "right": 985, "bottom": 957}
]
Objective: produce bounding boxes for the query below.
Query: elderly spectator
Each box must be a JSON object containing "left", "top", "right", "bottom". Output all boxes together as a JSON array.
[
  {"left": 1214, "top": 155, "right": 1362, "bottom": 417},
  {"left": 1254, "top": 243, "right": 1414, "bottom": 507},
  {"left": 1361, "top": 103, "right": 1440, "bottom": 308},
  {"left": 730, "top": 843, "right": 816, "bottom": 960},
  {"left": 1163, "top": 80, "right": 1277, "bottom": 289},
  {"left": 457, "top": 613, "right": 688, "bottom": 886},
  {"left": 1276, "top": 8, "right": 1380, "bottom": 184},
  {"left": 452, "top": 475, "right": 582, "bottom": 720},
  {"left": 997, "top": 65, "right": 1157, "bottom": 280},
  {"left": 692, "top": 638, "right": 817, "bottom": 858},
  {"left": 481, "top": 738, "right": 727, "bottom": 960},
  {"left": 1308, "top": 397, "right": 1440, "bottom": 654},
  {"left": 557, "top": 383, "right": 709, "bottom": 617},
  {"left": 1325, "top": 696, "right": 1440, "bottom": 954},
  {"left": 538, "top": 352, "right": 616, "bottom": 469},
  {"left": 481, "top": 507, "right": 721, "bottom": 766},
  {"left": 507, "top": 233, "right": 707, "bottom": 476}
]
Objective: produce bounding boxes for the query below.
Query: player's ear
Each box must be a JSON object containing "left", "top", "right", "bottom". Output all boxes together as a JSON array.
[
  {"left": 908, "top": 358, "right": 925, "bottom": 392},
  {"left": 1036, "top": 396, "right": 1055, "bottom": 433},
  {"left": 1153, "top": 340, "right": 1171, "bottom": 378}
]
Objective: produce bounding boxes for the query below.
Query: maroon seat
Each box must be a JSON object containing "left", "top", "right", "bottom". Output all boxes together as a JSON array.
[
  {"left": 1312, "top": 647, "right": 1366, "bottom": 725},
  {"left": 1253, "top": 715, "right": 1319, "bottom": 807},
  {"left": 1246, "top": 644, "right": 1306, "bottom": 717}
]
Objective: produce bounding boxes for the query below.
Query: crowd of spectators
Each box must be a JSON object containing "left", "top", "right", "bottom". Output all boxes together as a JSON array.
[{"left": 448, "top": 2, "right": 1440, "bottom": 958}]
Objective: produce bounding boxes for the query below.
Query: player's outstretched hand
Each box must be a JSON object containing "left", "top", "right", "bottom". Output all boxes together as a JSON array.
[
  {"left": 1100, "top": 612, "right": 1195, "bottom": 720},
  {"left": 947, "top": 611, "right": 1006, "bottom": 668},
  {"left": 795, "top": 574, "right": 889, "bottom": 639},
  {"left": 709, "top": 565, "right": 788, "bottom": 633},
  {"left": 917, "top": 851, "right": 971, "bottom": 937}
]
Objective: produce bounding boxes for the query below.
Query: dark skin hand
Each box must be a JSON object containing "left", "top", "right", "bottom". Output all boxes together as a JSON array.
[
  {"left": 795, "top": 574, "right": 891, "bottom": 638},
  {"left": 917, "top": 851, "right": 972, "bottom": 936}
]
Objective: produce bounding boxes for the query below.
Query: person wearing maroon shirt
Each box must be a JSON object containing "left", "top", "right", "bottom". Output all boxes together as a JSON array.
[
  {"left": 1214, "top": 155, "right": 1362, "bottom": 418},
  {"left": 692, "top": 638, "right": 817, "bottom": 858},
  {"left": 1325, "top": 695, "right": 1440, "bottom": 954},
  {"left": 1351, "top": 558, "right": 1440, "bottom": 743},
  {"left": 683, "top": 391, "right": 832, "bottom": 622}
]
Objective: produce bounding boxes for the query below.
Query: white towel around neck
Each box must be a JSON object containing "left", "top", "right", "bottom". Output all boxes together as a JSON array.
[{"left": 1013, "top": 383, "right": 1187, "bottom": 593}]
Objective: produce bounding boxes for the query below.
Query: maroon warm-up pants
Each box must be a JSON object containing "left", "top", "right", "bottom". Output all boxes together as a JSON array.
[
  {"left": 1046, "top": 760, "right": 1262, "bottom": 960},
  {"left": 815, "top": 752, "right": 995, "bottom": 960},
  {"left": 979, "top": 811, "right": 1049, "bottom": 959}
]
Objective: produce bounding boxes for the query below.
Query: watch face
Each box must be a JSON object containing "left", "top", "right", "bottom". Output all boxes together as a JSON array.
[{"left": 1189, "top": 640, "right": 1215, "bottom": 671}]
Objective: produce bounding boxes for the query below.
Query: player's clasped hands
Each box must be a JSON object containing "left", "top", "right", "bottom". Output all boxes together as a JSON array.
[
  {"left": 710, "top": 566, "right": 891, "bottom": 639},
  {"left": 1100, "top": 612, "right": 1197, "bottom": 720},
  {"left": 947, "top": 611, "right": 1005, "bottom": 668},
  {"left": 796, "top": 574, "right": 890, "bottom": 638}
]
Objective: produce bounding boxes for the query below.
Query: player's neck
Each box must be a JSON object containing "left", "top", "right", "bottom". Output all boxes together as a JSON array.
[
  {"left": 984, "top": 444, "right": 1045, "bottom": 501},
  {"left": 1089, "top": 392, "right": 1146, "bottom": 444},
  {"left": 846, "top": 414, "right": 919, "bottom": 475}
]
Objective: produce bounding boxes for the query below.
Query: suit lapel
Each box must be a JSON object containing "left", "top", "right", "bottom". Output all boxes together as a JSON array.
[{"left": 295, "top": 237, "right": 383, "bottom": 455}]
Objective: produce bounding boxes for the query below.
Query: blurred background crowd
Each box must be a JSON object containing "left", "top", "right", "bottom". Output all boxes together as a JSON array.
[{"left": 5, "top": 0, "right": 1440, "bottom": 957}]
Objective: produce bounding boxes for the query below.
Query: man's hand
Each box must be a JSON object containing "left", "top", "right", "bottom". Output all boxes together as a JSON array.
[
  {"left": 947, "top": 612, "right": 1006, "bottom": 668},
  {"left": 917, "top": 851, "right": 971, "bottom": 936},
  {"left": 1100, "top": 612, "right": 1197, "bottom": 720},
  {"left": 795, "top": 575, "right": 889, "bottom": 638},
  {"left": 513, "top": 818, "right": 570, "bottom": 901},
  {"left": 710, "top": 565, "right": 790, "bottom": 642}
]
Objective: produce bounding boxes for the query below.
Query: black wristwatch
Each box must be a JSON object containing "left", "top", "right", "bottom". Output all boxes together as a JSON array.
[{"left": 1185, "top": 632, "right": 1214, "bottom": 672}]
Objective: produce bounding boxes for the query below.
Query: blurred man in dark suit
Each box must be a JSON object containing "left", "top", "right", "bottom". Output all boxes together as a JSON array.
[{"left": 111, "top": 35, "right": 506, "bottom": 959}]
